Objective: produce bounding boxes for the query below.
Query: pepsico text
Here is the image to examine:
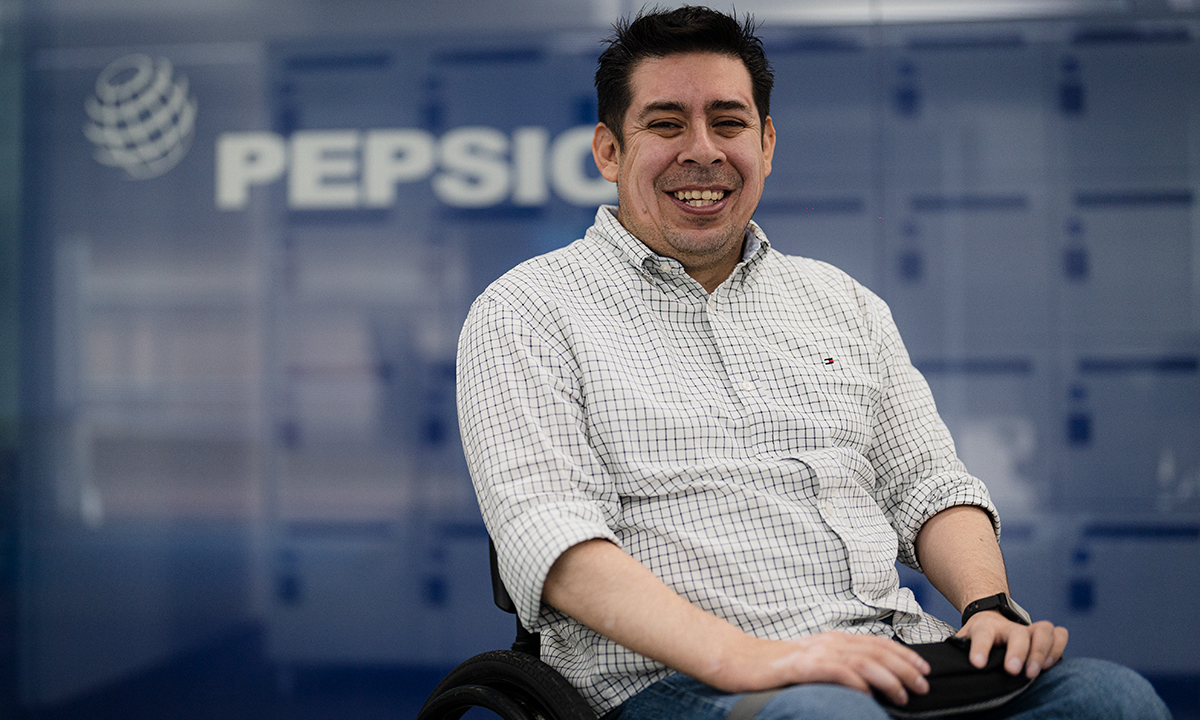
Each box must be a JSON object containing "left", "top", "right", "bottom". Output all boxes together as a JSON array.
[{"left": 215, "top": 125, "right": 614, "bottom": 211}]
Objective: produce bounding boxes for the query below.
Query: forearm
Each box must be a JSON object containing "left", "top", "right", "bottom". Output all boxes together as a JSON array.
[
  {"left": 916, "top": 505, "right": 1070, "bottom": 676},
  {"left": 543, "top": 538, "right": 934, "bottom": 702},
  {"left": 914, "top": 505, "right": 1008, "bottom": 612},
  {"left": 543, "top": 538, "right": 754, "bottom": 688}
]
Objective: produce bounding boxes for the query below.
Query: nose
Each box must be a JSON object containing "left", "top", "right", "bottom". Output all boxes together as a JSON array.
[{"left": 677, "top": 126, "right": 725, "bottom": 166}]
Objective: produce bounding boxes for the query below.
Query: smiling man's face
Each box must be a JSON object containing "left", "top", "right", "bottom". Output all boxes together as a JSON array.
[{"left": 592, "top": 51, "right": 775, "bottom": 291}]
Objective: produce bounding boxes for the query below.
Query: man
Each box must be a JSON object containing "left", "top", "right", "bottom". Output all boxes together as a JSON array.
[{"left": 456, "top": 6, "right": 1169, "bottom": 719}]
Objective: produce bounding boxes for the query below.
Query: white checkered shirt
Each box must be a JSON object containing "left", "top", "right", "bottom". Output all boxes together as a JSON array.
[{"left": 457, "top": 206, "right": 998, "bottom": 714}]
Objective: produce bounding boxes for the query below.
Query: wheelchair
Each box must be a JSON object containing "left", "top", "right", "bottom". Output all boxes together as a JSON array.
[{"left": 415, "top": 541, "right": 599, "bottom": 720}]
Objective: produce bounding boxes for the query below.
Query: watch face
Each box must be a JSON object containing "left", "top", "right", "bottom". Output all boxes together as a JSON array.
[{"left": 1003, "top": 595, "right": 1032, "bottom": 624}]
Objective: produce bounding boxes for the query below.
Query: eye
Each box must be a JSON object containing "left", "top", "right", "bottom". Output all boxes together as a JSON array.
[{"left": 649, "top": 120, "right": 682, "bottom": 131}]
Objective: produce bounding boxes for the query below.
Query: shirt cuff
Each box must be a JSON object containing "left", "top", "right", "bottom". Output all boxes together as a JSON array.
[
  {"left": 493, "top": 501, "right": 620, "bottom": 632},
  {"left": 897, "top": 478, "right": 999, "bottom": 572}
]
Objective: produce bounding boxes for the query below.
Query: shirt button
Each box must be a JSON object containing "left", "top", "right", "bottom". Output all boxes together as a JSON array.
[
  {"left": 707, "top": 296, "right": 717, "bottom": 312},
  {"left": 739, "top": 381, "right": 755, "bottom": 393},
  {"left": 659, "top": 261, "right": 672, "bottom": 273}
]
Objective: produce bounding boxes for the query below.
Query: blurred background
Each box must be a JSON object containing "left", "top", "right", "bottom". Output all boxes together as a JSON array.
[{"left": 0, "top": 0, "right": 1197, "bottom": 718}]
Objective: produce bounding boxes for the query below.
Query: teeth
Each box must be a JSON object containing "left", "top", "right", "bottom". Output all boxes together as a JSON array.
[{"left": 673, "top": 189, "right": 726, "bottom": 206}]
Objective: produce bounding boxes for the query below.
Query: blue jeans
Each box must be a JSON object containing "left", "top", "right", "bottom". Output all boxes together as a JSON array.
[{"left": 614, "top": 658, "right": 1172, "bottom": 720}]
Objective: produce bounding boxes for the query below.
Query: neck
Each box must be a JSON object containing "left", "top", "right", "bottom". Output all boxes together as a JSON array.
[{"left": 687, "top": 255, "right": 739, "bottom": 293}]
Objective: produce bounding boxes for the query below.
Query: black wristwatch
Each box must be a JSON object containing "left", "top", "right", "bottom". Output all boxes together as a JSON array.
[{"left": 961, "top": 592, "right": 1032, "bottom": 627}]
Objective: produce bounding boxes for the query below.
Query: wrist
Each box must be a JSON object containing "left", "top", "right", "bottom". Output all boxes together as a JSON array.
[
  {"left": 699, "top": 632, "right": 775, "bottom": 693},
  {"left": 961, "top": 592, "right": 1031, "bottom": 626}
]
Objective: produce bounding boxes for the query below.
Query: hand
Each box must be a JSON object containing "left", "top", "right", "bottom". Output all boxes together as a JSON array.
[
  {"left": 956, "top": 612, "right": 1069, "bottom": 679},
  {"left": 713, "top": 631, "right": 932, "bottom": 707},
  {"left": 544, "top": 541, "right": 931, "bottom": 705}
]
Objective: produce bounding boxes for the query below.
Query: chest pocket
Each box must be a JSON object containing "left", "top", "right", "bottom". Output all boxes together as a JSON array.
[{"left": 734, "top": 328, "right": 883, "bottom": 461}]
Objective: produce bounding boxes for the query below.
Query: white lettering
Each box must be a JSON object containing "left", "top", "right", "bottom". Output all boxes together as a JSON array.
[
  {"left": 511, "top": 126, "right": 549, "bottom": 206},
  {"left": 363, "top": 129, "right": 436, "bottom": 207},
  {"left": 215, "top": 125, "right": 612, "bottom": 210},
  {"left": 289, "top": 130, "right": 360, "bottom": 209},
  {"left": 551, "top": 126, "right": 616, "bottom": 206},
  {"left": 433, "top": 127, "right": 510, "bottom": 208},
  {"left": 215, "top": 132, "right": 287, "bottom": 211}
]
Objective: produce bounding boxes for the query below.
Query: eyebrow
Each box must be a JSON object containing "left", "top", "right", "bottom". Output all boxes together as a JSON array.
[
  {"left": 637, "top": 99, "right": 753, "bottom": 121},
  {"left": 708, "top": 99, "right": 751, "bottom": 113},
  {"left": 638, "top": 101, "right": 685, "bottom": 120}
]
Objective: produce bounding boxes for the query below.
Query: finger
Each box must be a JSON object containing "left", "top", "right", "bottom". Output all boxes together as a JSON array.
[
  {"left": 863, "top": 642, "right": 929, "bottom": 671},
  {"left": 862, "top": 636, "right": 931, "bottom": 687},
  {"left": 1023, "top": 622, "right": 1057, "bottom": 678},
  {"left": 1045, "top": 626, "right": 1069, "bottom": 668},
  {"left": 965, "top": 624, "right": 997, "bottom": 669},
  {"left": 1003, "top": 625, "right": 1032, "bottom": 676},
  {"left": 824, "top": 664, "right": 873, "bottom": 696},
  {"left": 830, "top": 638, "right": 929, "bottom": 705},
  {"left": 897, "top": 644, "right": 932, "bottom": 677},
  {"left": 864, "top": 639, "right": 931, "bottom": 697},
  {"left": 859, "top": 633, "right": 931, "bottom": 676},
  {"left": 888, "top": 648, "right": 931, "bottom": 694},
  {"left": 859, "top": 661, "right": 911, "bottom": 707}
]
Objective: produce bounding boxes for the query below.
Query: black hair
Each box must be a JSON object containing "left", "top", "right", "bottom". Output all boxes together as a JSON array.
[{"left": 595, "top": 5, "right": 774, "bottom": 147}]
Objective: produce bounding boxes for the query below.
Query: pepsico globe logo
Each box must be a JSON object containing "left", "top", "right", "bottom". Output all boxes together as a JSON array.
[{"left": 84, "top": 54, "right": 198, "bottom": 179}]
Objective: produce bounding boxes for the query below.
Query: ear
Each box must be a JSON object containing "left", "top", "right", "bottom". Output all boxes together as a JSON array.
[
  {"left": 592, "top": 123, "right": 621, "bottom": 183},
  {"left": 761, "top": 116, "right": 776, "bottom": 178}
]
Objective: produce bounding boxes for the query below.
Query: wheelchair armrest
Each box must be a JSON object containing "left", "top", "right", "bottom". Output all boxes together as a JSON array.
[
  {"left": 489, "top": 539, "right": 518, "bottom": 614},
  {"left": 489, "top": 538, "right": 542, "bottom": 657}
]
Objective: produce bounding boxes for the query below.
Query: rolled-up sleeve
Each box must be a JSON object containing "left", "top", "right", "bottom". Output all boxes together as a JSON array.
[
  {"left": 456, "top": 290, "right": 619, "bottom": 630},
  {"left": 858, "top": 288, "right": 1000, "bottom": 570}
]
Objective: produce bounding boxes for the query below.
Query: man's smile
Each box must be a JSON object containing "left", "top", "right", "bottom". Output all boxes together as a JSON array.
[
  {"left": 672, "top": 188, "right": 727, "bottom": 207},
  {"left": 661, "top": 171, "right": 740, "bottom": 215}
]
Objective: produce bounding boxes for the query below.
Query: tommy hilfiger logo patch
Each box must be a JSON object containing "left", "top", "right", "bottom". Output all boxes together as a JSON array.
[{"left": 823, "top": 357, "right": 835, "bottom": 365}]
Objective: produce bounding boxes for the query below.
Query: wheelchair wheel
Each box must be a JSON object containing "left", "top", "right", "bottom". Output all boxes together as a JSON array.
[{"left": 416, "top": 649, "right": 598, "bottom": 720}]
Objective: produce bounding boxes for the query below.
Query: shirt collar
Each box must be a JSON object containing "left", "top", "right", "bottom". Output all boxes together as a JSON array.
[{"left": 591, "top": 204, "right": 772, "bottom": 276}]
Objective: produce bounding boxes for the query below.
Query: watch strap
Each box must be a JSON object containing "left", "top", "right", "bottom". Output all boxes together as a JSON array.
[{"left": 962, "top": 593, "right": 1031, "bottom": 627}]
